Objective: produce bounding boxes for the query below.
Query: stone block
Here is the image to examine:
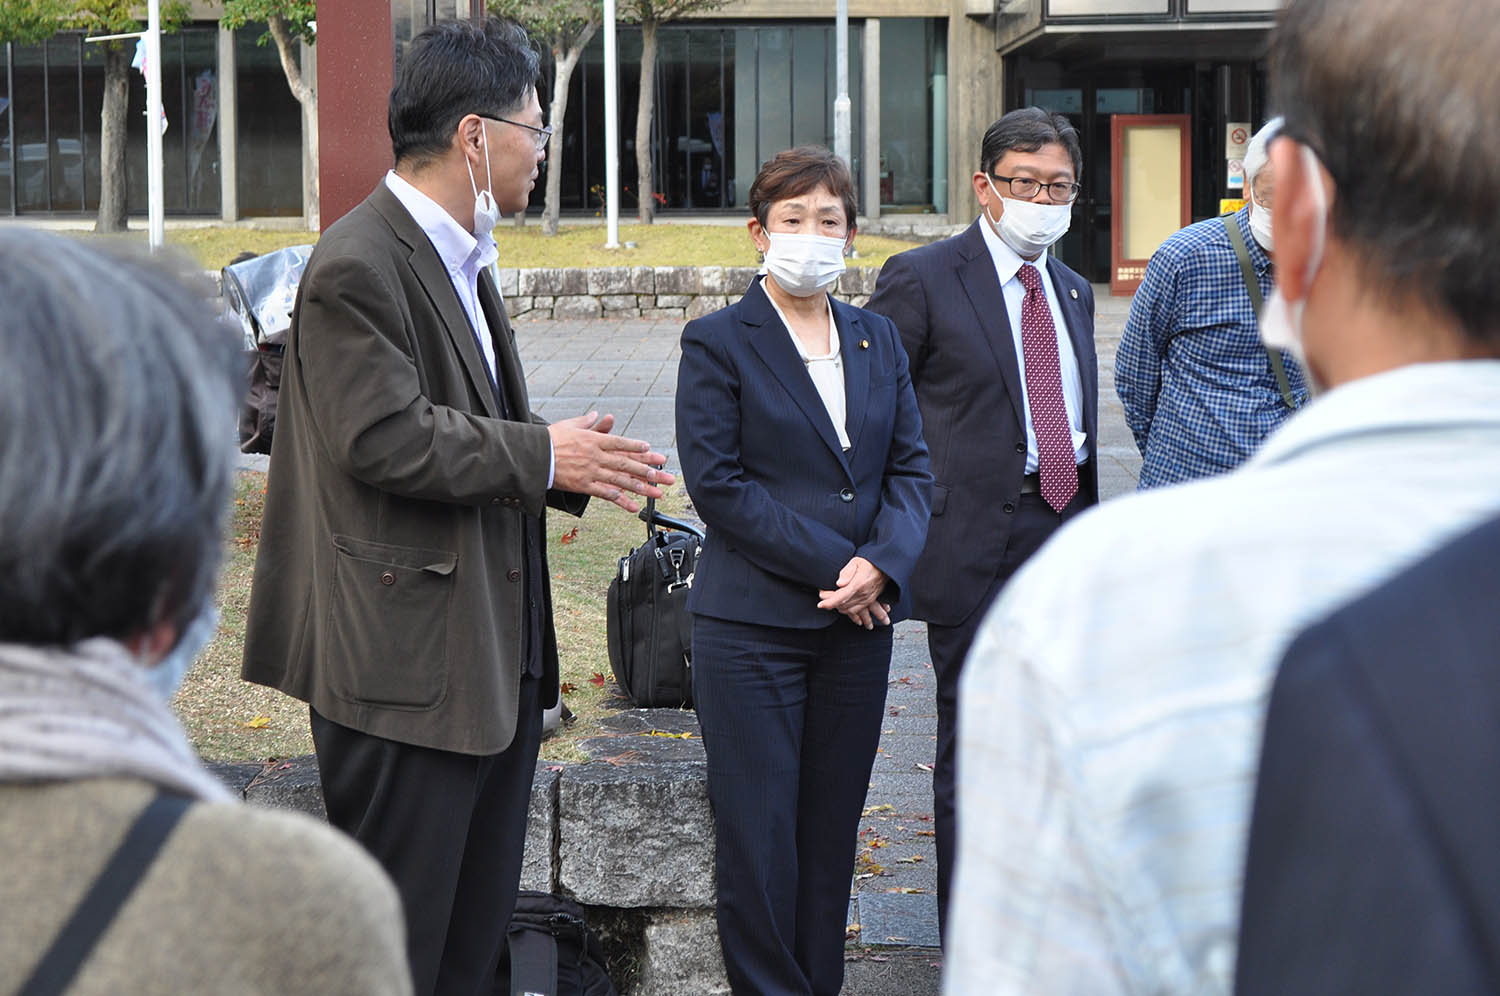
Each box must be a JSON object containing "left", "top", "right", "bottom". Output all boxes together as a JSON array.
[
  {"left": 851, "top": 294, "right": 870, "bottom": 309},
  {"left": 697, "top": 266, "right": 730, "bottom": 295},
  {"left": 600, "top": 294, "right": 640, "bottom": 312},
  {"left": 633, "top": 911, "right": 731, "bottom": 996},
  {"left": 519, "top": 268, "right": 561, "bottom": 296},
  {"left": 531, "top": 295, "right": 556, "bottom": 311},
  {"left": 861, "top": 266, "right": 884, "bottom": 293},
  {"left": 837, "top": 268, "right": 865, "bottom": 295},
  {"left": 507, "top": 296, "right": 534, "bottom": 314},
  {"left": 724, "top": 267, "right": 760, "bottom": 292},
  {"left": 496, "top": 267, "right": 520, "bottom": 297},
  {"left": 244, "top": 754, "right": 326, "bottom": 821},
  {"left": 653, "top": 267, "right": 701, "bottom": 295},
  {"left": 629, "top": 266, "right": 656, "bottom": 293},
  {"left": 554, "top": 295, "right": 603, "bottom": 319},
  {"left": 558, "top": 761, "right": 715, "bottom": 908},
  {"left": 587, "top": 267, "right": 634, "bottom": 295},
  {"left": 520, "top": 763, "right": 560, "bottom": 893},
  {"left": 654, "top": 294, "right": 692, "bottom": 309},
  {"left": 686, "top": 295, "right": 728, "bottom": 319},
  {"left": 640, "top": 308, "right": 686, "bottom": 321}
]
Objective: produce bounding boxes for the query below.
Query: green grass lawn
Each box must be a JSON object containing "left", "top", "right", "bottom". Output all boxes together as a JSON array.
[
  {"left": 175, "top": 470, "right": 692, "bottom": 763},
  {"left": 87, "top": 222, "right": 920, "bottom": 272}
]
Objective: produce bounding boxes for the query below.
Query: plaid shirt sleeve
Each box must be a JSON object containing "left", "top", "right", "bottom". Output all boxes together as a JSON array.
[{"left": 1116, "top": 247, "right": 1181, "bottom": 456}]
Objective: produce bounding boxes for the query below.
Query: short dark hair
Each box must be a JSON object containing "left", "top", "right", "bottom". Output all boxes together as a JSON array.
[
  {"left": 979, "top": 108, "right": 1082, "bottom": 180},
  {"left": 389, "top": 18, "right": 540, "bottom": 169},
  {"left": 0, "top": 230, "right": 241, "bottom": 646},
  {"left": 1272, "top": 0, "right": 1500, "bottom": 348},
  {"left": 749, "top": 146, "right": 859, "bottom": 233}
]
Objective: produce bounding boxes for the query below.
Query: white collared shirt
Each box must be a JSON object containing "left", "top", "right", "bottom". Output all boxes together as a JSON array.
[
  {"left": 977, "top": 214, "right": 1088, "bottom": 471},
  {"left": 384, "top": 170, "right": 555, "bottom": 487},
  {"left": 764, "top": 288, "right": 851, "bottom": 450},
  {"left": 944, "top": 360, "right": 1500, "bottom": 996},
  {"left": 384, "top": 170, "right": 501, "bottom": 384}
]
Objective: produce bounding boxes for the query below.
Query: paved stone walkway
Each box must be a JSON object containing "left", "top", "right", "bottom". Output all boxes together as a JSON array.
[{"left": 514, "top": 291, "right": 1143, "bottom": 990}]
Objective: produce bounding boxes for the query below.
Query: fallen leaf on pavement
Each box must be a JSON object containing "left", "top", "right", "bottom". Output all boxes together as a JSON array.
[
  {"left": 559, "top": 527, "right": 579, "bottom": 544},
  {"left": 243, "top": 715, "right": 271, "bottom": 729},
  {"left": 590, "top": 672, "right": 607, "bottom": 686}
]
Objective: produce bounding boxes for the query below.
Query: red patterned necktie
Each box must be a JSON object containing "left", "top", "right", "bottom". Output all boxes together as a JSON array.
[{"left": 1017, "top": 263, "right": 1078, "bottom": 513}]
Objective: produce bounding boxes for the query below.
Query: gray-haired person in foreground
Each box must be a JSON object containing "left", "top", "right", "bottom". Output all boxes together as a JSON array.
[{"left": 0, "top": 230, "right": 413, "bottom": 996}]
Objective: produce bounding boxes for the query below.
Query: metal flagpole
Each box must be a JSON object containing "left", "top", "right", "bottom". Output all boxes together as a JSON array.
[
  {"left": 85, "top": 0, "right": 165, "bottom": 251},
  {"left": 603, "top": 0, "right": 621, "bottom": 249},
  {"left": 834, "top": 0, "right": 850, "bottom": 167}
]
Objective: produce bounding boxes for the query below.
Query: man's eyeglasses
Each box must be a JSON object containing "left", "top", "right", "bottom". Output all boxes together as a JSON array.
[
  {"left": 482, "top": 114, "right": 555, "bottom": 151},
  {"left": 991, "top": 174, "right": 1082, "bottom": 204}
]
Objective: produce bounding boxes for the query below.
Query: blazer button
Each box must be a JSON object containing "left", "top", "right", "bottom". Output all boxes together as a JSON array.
[
  {"left": 839, "top": 488, "right": 855, "bottom": 503},
  {"left": 380, "top": 571, "right": 396, "bottom": 586},
  {"left": 507, "top": 568, "right": 522, "bottom": 582},
  {"left": 1015, "top": 441, "right": 1026, "bottom": 454},
  {"left": 1002, "top": 502, "right": 1016, "bottom": 514}
]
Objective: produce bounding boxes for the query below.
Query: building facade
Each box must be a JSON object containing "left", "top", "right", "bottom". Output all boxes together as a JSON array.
[{"left": 4, "top": 0, "right": 1279, "bottom": 284}]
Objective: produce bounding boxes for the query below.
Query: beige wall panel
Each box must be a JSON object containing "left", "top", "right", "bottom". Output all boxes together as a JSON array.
[
  {"left": 946, "top": 9, "right": 1000, "bottom": 222},
  {"left": 1121, "top": 124, "right": 1182, "bottom": 260}
]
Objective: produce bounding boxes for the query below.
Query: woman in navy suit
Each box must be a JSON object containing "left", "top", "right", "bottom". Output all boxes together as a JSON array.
[{"left": 675, "top": 146, "right": 932, "bottom": 996}]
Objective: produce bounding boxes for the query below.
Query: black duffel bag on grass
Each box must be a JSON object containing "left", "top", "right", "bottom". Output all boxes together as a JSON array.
[
  {"left": 606, "top": 498, "right": 703, "bottom": 709},
  {"left": 504, "top": 891, "right": 616, "bottom": 996}
]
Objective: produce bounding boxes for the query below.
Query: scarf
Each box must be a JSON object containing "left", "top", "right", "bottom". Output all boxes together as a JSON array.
[{"left": 0, "top": 637, "right": 234, "bottom": 801}]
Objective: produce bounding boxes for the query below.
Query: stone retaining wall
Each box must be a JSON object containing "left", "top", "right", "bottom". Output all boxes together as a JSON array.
[{"left": 495, "top": 265, "right": 884, "bottom": 321}]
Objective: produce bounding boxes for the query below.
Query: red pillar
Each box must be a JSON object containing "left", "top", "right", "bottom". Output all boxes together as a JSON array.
[{"left": 317, "top": 0, "right": 393, "bottom": 231}]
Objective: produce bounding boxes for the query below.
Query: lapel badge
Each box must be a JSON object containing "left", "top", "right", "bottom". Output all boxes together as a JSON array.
[
  {"left": 859, "top": 339, "right": 869, "bottom": 349},
  {"left": 1069, "top": 288, "right": 1079, "bottom": 300}
]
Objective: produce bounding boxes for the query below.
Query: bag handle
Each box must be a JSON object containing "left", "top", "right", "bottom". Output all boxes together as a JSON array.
[
  {"left": 1222, "top": 214, "right": 1299, "bottom": 411},
  {"left": 20, "top": 792, "right": 192, "bottom": 996}
]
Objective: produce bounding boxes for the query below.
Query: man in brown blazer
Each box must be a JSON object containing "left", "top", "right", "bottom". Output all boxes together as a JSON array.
[{"left": 242, "top": 20, "right": 670, "bottom": 996}]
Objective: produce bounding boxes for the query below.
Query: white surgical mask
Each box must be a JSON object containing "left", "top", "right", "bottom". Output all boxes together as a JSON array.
[
  {"left": 467, "top": 122, "right": 501, "bottom": 236},
  {"left": 1249, "top": 190, "right": 1274, "bottom": 252},
  {"left": 140, "top": 603, "right": 219, "bottom": 702},
  {"left": 1259, "top": 144, "right": 1328, "bottom": 394},
  {"left": 761, "top": 231, "right": 847, "bottom": 297},
  {"left": 985, "top": 177, "right": 1073, "bottom": 258}
]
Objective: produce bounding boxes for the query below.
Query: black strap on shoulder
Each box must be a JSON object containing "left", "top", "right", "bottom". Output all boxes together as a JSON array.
[
  {"left": 507, "top": 921, "right": 560, "bottom": 996},
  {"left": 1222, "top": 214, "right": 1299, "bottom": 411},
  {"left": 19, "top": 792, "right": 192, "bottom": 996}
]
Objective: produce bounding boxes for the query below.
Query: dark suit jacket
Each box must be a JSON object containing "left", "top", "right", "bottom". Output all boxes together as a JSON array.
[
  {"left": 865, "top": 221, "right": 1098, "bottom": 626},
  {"left": 242, "top": 181, "right": 586, "bottom": 756},
  {"left": 1236, "top": 512, "right": 1500, "bottom": 995},
  {"left": 675, "top": 278, "right": 931, "bottom": 628}
]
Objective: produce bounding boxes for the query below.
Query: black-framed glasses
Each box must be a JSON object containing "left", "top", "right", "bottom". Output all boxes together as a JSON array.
[
  {"left": 481, "top": 114, "right": 555, "bottom": 150},
  {"left": 991, "top": 174, "right": 1082, "bottom": 204}
]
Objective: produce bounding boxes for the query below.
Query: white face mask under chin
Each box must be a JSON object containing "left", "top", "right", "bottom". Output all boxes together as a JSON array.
[
  {"left": 761, "top": 231, "right": 847, "bottom": 297},
  {"left": 467, "top": 123, "right": 501, "bottom": 235},
  {"left": 1259, "top": 144, "right": 1329, "bottom": 395},
  {"left": 1249, "top": 191, "right": 1274, "bottom": 252}
]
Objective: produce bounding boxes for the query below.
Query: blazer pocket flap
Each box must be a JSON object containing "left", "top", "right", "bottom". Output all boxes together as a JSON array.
[
  {"left": 931, "top": 482, "right": 949, "bottom": 516},
  {"left": 333, "top": 534, "right": 458, "bottom": 575}
]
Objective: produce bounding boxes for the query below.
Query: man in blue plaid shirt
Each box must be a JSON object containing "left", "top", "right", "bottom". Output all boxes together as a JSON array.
[{"left": 1116, "top": 119, "right": 1308, "bottom": 489}]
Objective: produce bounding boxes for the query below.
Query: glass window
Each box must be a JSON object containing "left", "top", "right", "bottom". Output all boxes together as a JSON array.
[
  {"left": 879, "top": 18, "right": 936, "bottom": 209},
  {"left": 236, "top": 23, "right": 302, "bottom": 217},
  {"left": 1, "top": 43, "right": 12, "bottom": 215},
  {"left": 11, "top": 41, "right": 46, "bottom": 212},
  {"left": 46, "top": 35, "right": 82, "bottom": 212}
]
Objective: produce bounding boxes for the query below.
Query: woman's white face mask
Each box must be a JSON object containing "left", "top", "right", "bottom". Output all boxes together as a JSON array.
[{"left": 761, "top": 231, "right": 848, "bottom": 297}]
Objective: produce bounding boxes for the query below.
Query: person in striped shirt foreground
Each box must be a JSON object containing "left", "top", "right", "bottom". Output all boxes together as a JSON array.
[
  {"left": 1116, "top": 117, "right": 1311, "bottom": 490},
  {"left": 943, "top": 0, "right": 1500, "bottom": 993}
]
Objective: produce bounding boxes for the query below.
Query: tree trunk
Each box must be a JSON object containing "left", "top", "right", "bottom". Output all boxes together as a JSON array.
[
  {"left": 542, "top": 26, "right": 597, "bottom": 236},
  {"left": 634, "top": 18, "right": 658, "bottom": 224},
  {"left": 268, "top": 15, "right": 319, "bottom": 230},
  {"left": 94, "top": 44, "right": 130, "bottom": 234}
]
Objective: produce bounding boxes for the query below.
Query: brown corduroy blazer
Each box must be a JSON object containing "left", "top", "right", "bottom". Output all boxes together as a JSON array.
[{"left": 242, "top": 181, "right": 586, "bottom": 755}]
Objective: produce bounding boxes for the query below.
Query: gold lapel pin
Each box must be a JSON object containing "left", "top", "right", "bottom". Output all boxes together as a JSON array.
[
  {"left": 1070, "top": 288, "right": 1079, "bottom": 300},
  {"left": 859, "top": 339, "right": 869, "bottom": 349}
]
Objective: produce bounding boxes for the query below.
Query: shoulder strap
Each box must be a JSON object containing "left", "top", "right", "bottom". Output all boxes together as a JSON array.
[
  {"left": 1222, "top": 214, "right": 1299, "bottom": 411},
  {"left": 507, "top": 918, "right": 560, "bottom": 996},
  {"left": 20, "top": 792, "right": 192, "bottom": 996}
]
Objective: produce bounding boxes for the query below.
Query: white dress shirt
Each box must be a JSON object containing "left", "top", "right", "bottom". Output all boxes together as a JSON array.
[
  {"left": 977, "top": 215, "right": 1088, "bottom": 471},
  {"left": 944, "top": 360, "right": 1500, "bottom": 996},
  {"left": 765, "top": 289, "right": 850, "bottom": 450},
  {"left": 384, "top": 170, "right": 554, "bottom": 486}
]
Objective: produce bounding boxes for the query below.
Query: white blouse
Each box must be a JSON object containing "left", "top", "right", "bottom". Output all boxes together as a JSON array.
[{"left": 767, "top": 294, "right": 850, "bottom": 451}]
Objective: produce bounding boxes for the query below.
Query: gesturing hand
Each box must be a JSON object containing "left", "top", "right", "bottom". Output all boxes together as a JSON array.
[
  {"left": 817, "top": 556, "right": 891, "bottom": 630},
  {"left": 548, "top": 411, "right": 676, "bottom": 513}
]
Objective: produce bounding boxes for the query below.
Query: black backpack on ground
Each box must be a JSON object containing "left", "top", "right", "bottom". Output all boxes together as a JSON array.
[
  {"left": 504, "top": 891, "right": 617, "bottom": 996},
  {"left": 606, "top": 499, "right": 703, "bottom": 709}
]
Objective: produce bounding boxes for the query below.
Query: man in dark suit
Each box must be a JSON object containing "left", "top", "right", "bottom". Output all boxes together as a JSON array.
[
  {"left": 242, "top": 20, "right": 670, "bottom": 996},
  {"left": 1237, "top": 511, "right": 1500, "bottom": 995},
  {"left": 865, "top": 107, "right": 1098, "bottom": 938}
]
